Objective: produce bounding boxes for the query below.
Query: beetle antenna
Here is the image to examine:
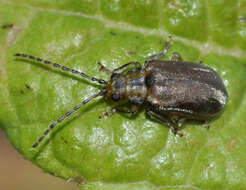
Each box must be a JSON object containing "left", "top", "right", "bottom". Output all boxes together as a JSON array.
[
  {"left": 14, "top": 53, "right": 107, "bottom": 85},
  {"left": 32, "top": 89, "right": 107, "bottom": 148}
]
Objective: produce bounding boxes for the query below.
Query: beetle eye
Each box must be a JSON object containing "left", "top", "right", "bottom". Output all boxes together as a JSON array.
[
  {"left": 111, "top": 73, "right": 119, "bottom": 80},
  {"left": 111, "top": 93, "right": 120, "bottom": 101}
]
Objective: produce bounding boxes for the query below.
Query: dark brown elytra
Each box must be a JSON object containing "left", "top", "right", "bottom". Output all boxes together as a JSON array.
[{"left": 14, "top": 37, "right": 228, "bottom": 148}]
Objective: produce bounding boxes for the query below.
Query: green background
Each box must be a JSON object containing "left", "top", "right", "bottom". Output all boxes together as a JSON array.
[{"left": 0, "top": 0, "right": 246, "bottom": 189}]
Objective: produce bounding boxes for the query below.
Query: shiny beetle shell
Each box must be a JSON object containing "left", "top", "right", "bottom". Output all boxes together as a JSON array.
[{"left": 144, "top": 60, "right": 228, "bottom": 120}]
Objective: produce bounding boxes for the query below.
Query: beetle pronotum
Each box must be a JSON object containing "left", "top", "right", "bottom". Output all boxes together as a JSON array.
[{"left": 14, "top": 38, "right": 228, "bottom": 148}]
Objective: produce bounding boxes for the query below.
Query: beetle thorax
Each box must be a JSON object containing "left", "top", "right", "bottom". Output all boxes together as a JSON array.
[
  {"left": 125, "top": 70, "right": 147, "bottom": 105},
  {"left": 106, "top": 70, "right": 147, "bottom": 105}
]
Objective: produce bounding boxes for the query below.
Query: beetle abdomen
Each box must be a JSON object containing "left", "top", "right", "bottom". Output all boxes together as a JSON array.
[{"left": 144, "top": 60, "right": 228, "bottom": 120}]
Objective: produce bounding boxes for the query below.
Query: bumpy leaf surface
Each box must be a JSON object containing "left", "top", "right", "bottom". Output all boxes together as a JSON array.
[{"left": 1, "top": 1, "right": 246, "bottom": 189}]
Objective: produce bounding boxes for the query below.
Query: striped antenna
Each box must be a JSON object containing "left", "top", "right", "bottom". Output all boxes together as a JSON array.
[
  {"left": 32, "top": 89, "right": 107, "bottom": 148},
  {"left": 14, "top": 53, "right": 107, "bottom": 85}
]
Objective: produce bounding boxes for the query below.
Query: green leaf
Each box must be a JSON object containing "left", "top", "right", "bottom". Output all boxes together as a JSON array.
[{"left": 1, "top": 1, "right": 246, "bottom": 190}]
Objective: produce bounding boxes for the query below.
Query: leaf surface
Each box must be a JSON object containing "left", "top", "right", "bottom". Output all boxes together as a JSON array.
[{"left": 1, "top": 1, "right": 246, "bottom": 189}]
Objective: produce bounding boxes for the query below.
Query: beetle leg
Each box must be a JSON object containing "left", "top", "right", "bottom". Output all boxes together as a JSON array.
[
  {"left": 116, "top": 106, "right": 138, "bottom": 115},
  {"left": 170, "top": 115, "right": 186, "bottom": 128},
  {"left": 145, "top": 36, "right": 172, "bottom": 64},
  {"left": 146, "top": 110, "right": 182, "bottom": 136},
  {"left": 99, "top": 109, "right": 116, "bottom": 119},
  {"left": 99, "top": 106, "right": 137, "bottom": 119},
  {"left": 97, "top": 62, "right": 112, "bottom": 75},
  {"left": 113, "top": 62, "right": 142, "bottom": 74},
  {"left": 201, "top": 120, "right": 210, "bottom": 129},
  {"left": 171, "top": 52, "right": 183, "bottom": 62}
]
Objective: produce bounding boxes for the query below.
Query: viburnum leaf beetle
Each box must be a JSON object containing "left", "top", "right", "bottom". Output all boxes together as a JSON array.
[{"left": 14, "top": 37, "right": 228, "bottom": 148}]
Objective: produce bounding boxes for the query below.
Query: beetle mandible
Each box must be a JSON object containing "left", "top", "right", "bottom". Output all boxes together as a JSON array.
[{"left": 14, "top": 37, "right": 228, "bottom": 148}]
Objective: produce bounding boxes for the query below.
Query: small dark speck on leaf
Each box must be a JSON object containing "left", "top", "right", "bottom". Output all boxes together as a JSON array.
[
  {"left": 25, "top": 84, "right": 32, "bottom": 90},
  {"left": 1, "top": 24, "right": 13, "bottom": 29},
  {"left": 127, "top": 51, "right": 137, "bottom": 55},
  {"left": 239, "top": 16, "right": 246, "bottom": 22},
  {"left": 227, "top": 139, "right": 238, "bottom": 150},
  {"left": 110, "top": 31, "right": 116, "bottom": 36},
  {"left": 20, "top": 90, "right": 24, "bottom": 94},
  {"left": 61, "top": 136, "right": 68, "bottom": 144}
]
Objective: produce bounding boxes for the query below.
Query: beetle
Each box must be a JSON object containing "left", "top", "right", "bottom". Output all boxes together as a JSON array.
[{"left": 14, "top": 38, "right": 228, "bottom": 148}]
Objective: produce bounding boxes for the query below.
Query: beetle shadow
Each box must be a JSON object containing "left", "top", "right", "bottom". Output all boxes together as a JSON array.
[
  {"left": 15, "top": 58, "right": 104, "bottom": 89},
  {"left": 144, "top": 112, "right": 211, "bottom": 135},
  {"left": 178, "top": 119, "right": 212, "bottom": 133},
  {"left": 30, "top": 94, "right": 105, "bottom": 159}
]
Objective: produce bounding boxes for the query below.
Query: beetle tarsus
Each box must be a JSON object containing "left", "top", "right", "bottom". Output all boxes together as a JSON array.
[
  {"left": 99, "top": 109, "right": 116, "bottom": 119},
  {"left": 171, "top": 52, "right": 183, "bottom": 62},
  {"left": 97, "top": 62, "right": 112, "bottom": 75},
  {"left": 145, "top": 36, "right": 172, "bottom": 65},
  {"left": 99, "top": 106, "right": 137, "bottom": 119},
  {"left": 202, "top": 121, "right": 210, "bottom": 130},
  {"left": 113, "top": 62, "right": 142, "bottom": 74},
  {"left": 146, "top": 110, "right": 180, "bottom": 136}
]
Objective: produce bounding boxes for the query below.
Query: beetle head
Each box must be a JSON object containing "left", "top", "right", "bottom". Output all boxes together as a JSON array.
[{"left": 105, "top": 73, "right": 127, "bottom": 104}]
